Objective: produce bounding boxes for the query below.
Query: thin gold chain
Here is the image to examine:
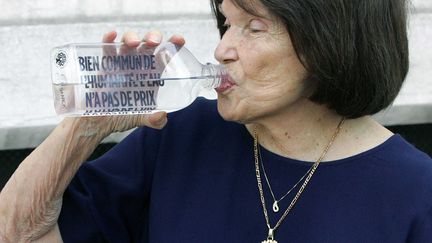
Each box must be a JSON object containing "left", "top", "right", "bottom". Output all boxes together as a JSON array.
[
  {"left": 258, "top": 142, "right": 313, "bottom": 207},
  {"left": 253, "top": 117, "right": 346, "bottom": 235}
]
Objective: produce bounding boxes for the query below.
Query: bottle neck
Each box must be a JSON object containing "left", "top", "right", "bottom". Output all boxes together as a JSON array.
[{"left": 201, "top": 63, "right": 226, "bottom": 89}]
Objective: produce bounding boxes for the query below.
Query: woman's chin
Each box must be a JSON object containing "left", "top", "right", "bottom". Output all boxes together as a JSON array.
[
  {"left": 217, "top": 98, "right": 239, "bottom": 122},
  {"left": 216, "top": 98, "right": 251, "bottom": 123}
]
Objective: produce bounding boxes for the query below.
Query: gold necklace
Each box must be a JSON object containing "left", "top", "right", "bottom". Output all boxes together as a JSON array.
[
  {"left": 253, "top": 117, "right": 346, "bottom": 243},
  {"left": 258, "top": 143, "right": 313, "bottom": 213}
]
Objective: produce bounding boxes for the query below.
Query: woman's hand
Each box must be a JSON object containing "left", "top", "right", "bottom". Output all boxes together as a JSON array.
[{"left": 78, "top": 30, "right": 186, "bottom": 137}]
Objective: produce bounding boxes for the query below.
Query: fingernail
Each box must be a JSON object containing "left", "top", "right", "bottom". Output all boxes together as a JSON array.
[
  {"left": 103, "top": 31, "right": 117, "bottom": 41},
  {"left": 148, "top": 35, "right": 162, "bottom": 43},
  {"left": 129, "top": 39, "right": 141, "bottom": 45}
]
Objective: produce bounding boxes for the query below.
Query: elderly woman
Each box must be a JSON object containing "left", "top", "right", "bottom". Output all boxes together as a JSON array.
[{"left": 1, "top": 0, "right": 431, "bottom": 242}]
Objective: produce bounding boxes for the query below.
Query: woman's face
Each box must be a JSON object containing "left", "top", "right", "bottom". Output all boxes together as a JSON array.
[{"left": 214, "top": 0, "right": 310, "bottom": 124}]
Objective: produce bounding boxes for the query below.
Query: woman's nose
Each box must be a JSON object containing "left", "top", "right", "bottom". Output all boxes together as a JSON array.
[{"left": 214, "top": 32, "right": 239, "bottom": 64}]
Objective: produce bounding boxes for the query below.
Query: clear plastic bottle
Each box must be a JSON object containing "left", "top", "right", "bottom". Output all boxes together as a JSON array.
[{"left": 51, "top": 42, "right": 225, "bottom": 116}]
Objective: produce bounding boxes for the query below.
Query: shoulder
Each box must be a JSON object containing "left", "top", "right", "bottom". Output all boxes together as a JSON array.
[
  {"left": 368, "top": 135, "right": 432, "bottom": 206},
  {"left": 371, "top": 134, "right": 432, "bottom": 174}
]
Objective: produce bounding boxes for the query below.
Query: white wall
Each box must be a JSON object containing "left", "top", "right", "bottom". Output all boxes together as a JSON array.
[{"left": 0, "top": 0, "right": 431, "bottom": 149}]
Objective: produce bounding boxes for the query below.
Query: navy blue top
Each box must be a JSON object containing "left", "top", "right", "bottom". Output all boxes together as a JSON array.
[{"left": 58, "top": 98, "right": 432, "bottom": 243}]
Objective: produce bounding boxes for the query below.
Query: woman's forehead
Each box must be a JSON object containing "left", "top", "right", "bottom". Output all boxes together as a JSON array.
[{"left": 220, "top": 0, "right": 272, "bottom": 19}]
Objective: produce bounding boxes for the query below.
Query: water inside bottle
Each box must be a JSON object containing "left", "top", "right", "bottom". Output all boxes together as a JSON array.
[{"left": 52, "top": 75, "right": 214, "bottom": 116}]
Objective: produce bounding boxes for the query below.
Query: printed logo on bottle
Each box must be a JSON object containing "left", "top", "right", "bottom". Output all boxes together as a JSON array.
[{"left": 55, "top": 50, "right": 68, "bottom": 68}]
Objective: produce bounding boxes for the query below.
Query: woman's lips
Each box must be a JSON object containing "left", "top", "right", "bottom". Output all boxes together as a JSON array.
[{"left": 215, "top": 74, "right": 236, "bottom": 93}]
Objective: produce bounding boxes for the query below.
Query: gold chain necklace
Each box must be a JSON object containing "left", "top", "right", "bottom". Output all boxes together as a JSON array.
[
  {"left": 253, "top": 117, "right": 346, "bottom": 243},
  {"left": 258, "top": 144, "right": 313, "bottom": 213}
]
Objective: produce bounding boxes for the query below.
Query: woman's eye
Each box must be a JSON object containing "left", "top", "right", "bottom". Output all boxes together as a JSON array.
[
  {"left": 249, "top": 19, "right": 267, "bottom": 33},
  {"left": 223, "top": 22, "right": 231, "bottom": 29}
]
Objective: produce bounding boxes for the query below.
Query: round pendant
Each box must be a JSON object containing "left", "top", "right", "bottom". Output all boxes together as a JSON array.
[{"left": 272, "top": 201, "right": 279, "bottom": 212}]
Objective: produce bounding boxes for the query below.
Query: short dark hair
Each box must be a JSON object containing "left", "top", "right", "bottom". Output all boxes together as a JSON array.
[{"left": 210, "top": 0, "right": 409, "bottom": 118}]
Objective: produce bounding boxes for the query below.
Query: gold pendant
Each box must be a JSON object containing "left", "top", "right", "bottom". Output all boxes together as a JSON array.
[
  {"left": 262, "top": 240, "right": 278, "bottom": 243},
  {"left": 272, "top": 201, "right": 279, "bottom": 212},
  {"left": 262, "top": 228, "right": 277, "bottom": 243}
]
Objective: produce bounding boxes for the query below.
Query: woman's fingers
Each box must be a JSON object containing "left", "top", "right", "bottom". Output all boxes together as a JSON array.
[
  {"left": 118, "top": 31, "right": 140, "bottom": 55},
  {"left": 103, "top": 30, "right": 185, "bottom": 46},
  {"left": 102, "top": 31, "right": 118, "bottom": 56},
  {"left": 98, "top": 30, "right": 181, "bottom": 132},
  {"left": 106, "top": 112, "right": 168, "bottom": 133},
  {"left": 121, "top": 31, "right": 141, "bottom": 47},
  {"left": 142, "top": 31, "right": 185, "bottom": 47},
  {"left": 102, "top": 30, "right": 117, "bottom": 43},
  {"left": 103, "top": 30, "right": 185, "bottom": 55},
  {"left": 168, "top": 34, "right": 186, "bottom": 47},
  {"left": 144, "top": 112, "right": 168, "bottom": 129},
  {"left": 143, "top": 30, "right": 163, "bottom": 47}
]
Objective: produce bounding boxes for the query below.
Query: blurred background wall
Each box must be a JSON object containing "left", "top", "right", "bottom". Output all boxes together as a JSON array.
[{"left": 0, "top": 0, "right": 431, "bottom": 188}]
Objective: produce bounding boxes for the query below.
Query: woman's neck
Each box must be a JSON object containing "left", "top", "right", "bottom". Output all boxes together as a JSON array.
[{"left": 245, "top": 100, "right": 392, "bottom": 162}]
